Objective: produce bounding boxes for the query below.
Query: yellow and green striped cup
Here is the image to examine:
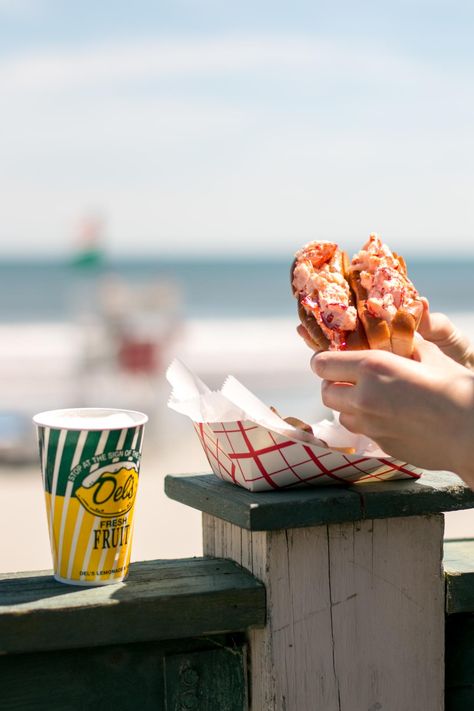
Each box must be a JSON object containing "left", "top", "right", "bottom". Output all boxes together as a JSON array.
[{"left": 33, "top": 408, "right": 148, "bottom": 586}]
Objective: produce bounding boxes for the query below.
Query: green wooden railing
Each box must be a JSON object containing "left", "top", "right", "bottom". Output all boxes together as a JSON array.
[
  {"left": 0, "top": 472, "right": 472, "bottom": 710},
  {"left": 0, "top": 558, "right": 265, "bottom": 710},
  {"left": 444, "top": 539, "right": 474, "bottom": 709}
]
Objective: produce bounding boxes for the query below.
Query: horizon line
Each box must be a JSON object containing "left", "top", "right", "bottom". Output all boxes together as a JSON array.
[{"left": 1, "top": 252, "right": 474, "bottom": 264}]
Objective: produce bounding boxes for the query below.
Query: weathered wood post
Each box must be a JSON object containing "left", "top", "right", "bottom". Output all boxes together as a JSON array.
[{"left": 166, "top": 471, "right": 474, "bottom": 711}]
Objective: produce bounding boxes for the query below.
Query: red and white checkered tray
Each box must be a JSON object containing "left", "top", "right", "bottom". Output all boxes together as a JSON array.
[
  {"left": 194, "top": 419, "right": 422, "bottom": 491},
  {"left": 167, "top": 359, "right": 423, "bottom": 492}
]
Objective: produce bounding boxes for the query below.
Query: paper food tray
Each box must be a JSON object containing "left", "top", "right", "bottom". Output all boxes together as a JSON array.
[
  {"left": 167, "top": 360, "right": 423, "bottom": 492},
  {"left": 193, "top": 420, "right": 422, "bottom": 491}
]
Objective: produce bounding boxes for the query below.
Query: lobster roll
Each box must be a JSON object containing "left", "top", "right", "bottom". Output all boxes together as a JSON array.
[
  {"left": 291, "top": 240, "right": 369, "bottom": 351},
  {"left": 291, "top": 234, "right": 423, "bottom": 357},
  {"left": 348, "top": 233, "right": 423, "bottom": 357}
]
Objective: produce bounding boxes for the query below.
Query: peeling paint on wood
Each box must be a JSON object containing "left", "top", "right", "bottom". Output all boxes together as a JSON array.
[{"left": 204, "top": 513, "right": 445, "bottom": 711}]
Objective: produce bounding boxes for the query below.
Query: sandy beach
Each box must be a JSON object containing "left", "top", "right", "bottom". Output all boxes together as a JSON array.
[
  {"left": 1, "top": 429, "right": 472, "bottom": 576},
  {"left": 0, "top": 315, "right": 472, "bottom": 575},
  {"left": 1, "top": 425, "right": 472, "bottom": 576}
]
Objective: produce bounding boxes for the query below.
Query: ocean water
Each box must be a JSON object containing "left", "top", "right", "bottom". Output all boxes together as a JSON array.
[{"left": 1, "top": 257, "right": 474, "bottom": 322}]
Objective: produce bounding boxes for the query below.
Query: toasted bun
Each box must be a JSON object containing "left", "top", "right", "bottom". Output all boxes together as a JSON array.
[
  {"left": 291, "top": 245, "right": 368, "bottom": 352},
  {"left": 345, "top": 317, "right": 371, "bottom": 351},
  {"left": 291, "top": 254, "right": 332, "bottom": 351},
  {"left": 390, "top": 303, "right": 423, "bottom": 357},
  {"left": 283, "top": 416, "right": 313, "bottom": 433},
  {"left": 297, "top": 301, "right": 331, "bottom": 351},
  {"left": 347, "top": 271, "right": 392, "bottom": 351},
  {"left": 393, "top": 252, "right": 407, "bottom": 274},
  {"left": 348, "top": 244, "right": 423, "bottom": 357}
]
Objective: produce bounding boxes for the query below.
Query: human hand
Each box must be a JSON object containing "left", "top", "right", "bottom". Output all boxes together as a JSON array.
[
  {"left": 311, "top": 340, "right": 474, "bottom": 489},
  {"left": 418, "top": 299, "right": 474, "bottom": 370},
  {"left": 298, "top": 300, "right": 474, "bottom": 370},
  {"left": 296, "top": 324, "right": 318, "bottom": 350}
]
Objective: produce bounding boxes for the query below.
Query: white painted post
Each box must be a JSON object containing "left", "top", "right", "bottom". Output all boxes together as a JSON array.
[
  {"left": 204, "top": 514, "right": 445, "bottom": 711},
  {"left": 167, "top": 472, "right": 474, "bottom": 710}
]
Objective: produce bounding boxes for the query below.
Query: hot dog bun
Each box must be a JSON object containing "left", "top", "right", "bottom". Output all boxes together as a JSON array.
[
  {"left": 292, "top": 234, "right": 422, "bottom": 356},
  {"left": 348, "top": 235, "right": 423, "bottom": 357},
  {"left": 347, "top": 268, "right": 392, "bottom": 351}
]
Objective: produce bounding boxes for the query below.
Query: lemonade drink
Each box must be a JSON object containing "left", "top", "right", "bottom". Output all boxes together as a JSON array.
[{"left": 33, "top": 408, "right": 147, "bottom": 586}]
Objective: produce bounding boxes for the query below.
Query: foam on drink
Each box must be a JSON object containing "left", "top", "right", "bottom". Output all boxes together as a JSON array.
[{"left": 33, "top": 408, "right": 147, "bottom": 431}]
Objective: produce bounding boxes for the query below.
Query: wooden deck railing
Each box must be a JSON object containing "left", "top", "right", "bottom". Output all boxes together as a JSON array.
[
  {"left": 0, "top": 471, "right": 473, "bottom": 711},
  {"left": 167, "top": 470, "right": 474, "bottom": 711},
  {"left": 0, "top": 558, "right": 265, "bottom": 710},
  {"left": 444, "top": 539, "right": 474, "bottom": 709}
]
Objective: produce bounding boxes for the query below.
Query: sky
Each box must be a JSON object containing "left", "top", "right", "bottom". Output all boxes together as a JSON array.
[{"left": 1, "top": 0, "right": 474, "bottom": 258}]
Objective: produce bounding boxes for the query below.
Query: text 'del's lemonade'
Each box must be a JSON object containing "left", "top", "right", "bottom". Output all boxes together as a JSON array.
[{"left": 33, "top": 408, "right": 148, "bottom": 586}]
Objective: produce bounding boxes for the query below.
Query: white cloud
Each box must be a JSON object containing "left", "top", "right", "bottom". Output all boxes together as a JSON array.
[
  {"left": 0, "top": 34, "right": 434, "bottom": 93},
  {"left": 2, "top": 116, "right": 473, "bottom": 257},
  {"left": 0, "top": 33, "right": 473, "bottom": 256}
]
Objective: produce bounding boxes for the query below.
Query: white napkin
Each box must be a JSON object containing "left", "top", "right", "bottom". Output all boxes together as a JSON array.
[
  {"left": 314, "top": 411, "right": 388, "bottom": 458},
  {"left": 166, "top": 359, "right": 245, "bottom": 423},
  {"left": 166, "top": 358, "right": 388, "bottom": 457}
]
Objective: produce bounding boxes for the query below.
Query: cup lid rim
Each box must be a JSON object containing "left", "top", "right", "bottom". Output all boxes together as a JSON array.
[{"left": 32, "top": 407, "right": 149, "bottom": 431}]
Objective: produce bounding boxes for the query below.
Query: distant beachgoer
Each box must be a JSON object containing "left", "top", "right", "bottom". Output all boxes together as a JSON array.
[{"left": 310, "top": 303, "right": 474, "bottom": 489}]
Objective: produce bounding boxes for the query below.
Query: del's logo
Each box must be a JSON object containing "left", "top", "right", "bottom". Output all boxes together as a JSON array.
[{"left": 75, "top": 461, "right": 138, "bottom": 518}]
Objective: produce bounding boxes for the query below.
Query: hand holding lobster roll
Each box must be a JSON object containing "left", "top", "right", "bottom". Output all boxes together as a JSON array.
[
  {"left": 294, "top": 233, "right": 474, "bottom": 489},
  {"left": 311, "top": 340, "right": 474, "bottom": 489}
]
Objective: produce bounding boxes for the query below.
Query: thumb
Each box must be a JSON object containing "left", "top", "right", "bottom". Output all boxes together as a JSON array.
[{"left": 412, "top": 334, "right": 446, "bottom": 364}]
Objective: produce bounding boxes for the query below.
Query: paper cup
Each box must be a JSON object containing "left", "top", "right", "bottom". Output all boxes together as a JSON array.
[{"left": 33, "top": 408, "right": 148, "bottom": 586}]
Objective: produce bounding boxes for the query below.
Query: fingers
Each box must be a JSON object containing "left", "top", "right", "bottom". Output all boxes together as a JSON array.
[
  {"left": 416, "top": 311, "right": 474, "bottom": 367},
  {"left": 338, "top": 412, "right": 362, "bottom": 434},
  {"left": 296, "top": 324, "right": 321, "bottom": 352},
  {"left": 311, "top": 350, "right": 371, "bottom": 384},
  {"left": 418, "top": 309, "right": 456, "bottom": 343},
  {"left": 417, "top": 299, "right": 431, "bottom": 338},
  {"left": 321, "top": 381, "right": 357, "bottom": 413},
  {"left": 412, "top": 337, "right": 446, "bottom": 364}
]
